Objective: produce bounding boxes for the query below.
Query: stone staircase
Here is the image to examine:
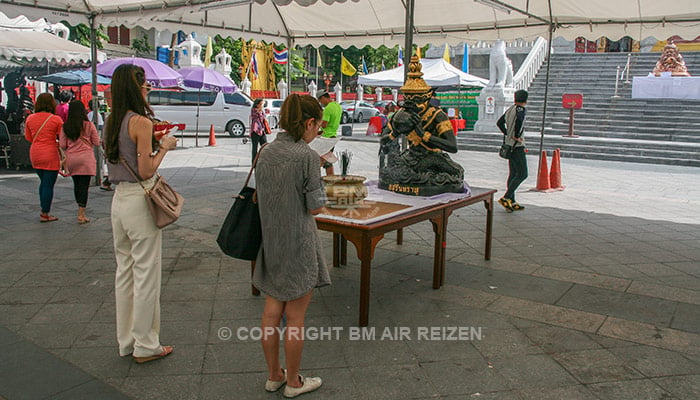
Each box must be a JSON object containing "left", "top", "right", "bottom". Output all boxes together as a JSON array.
[{"left": 457, "top": 52, "right": 700, "bottom": 167}]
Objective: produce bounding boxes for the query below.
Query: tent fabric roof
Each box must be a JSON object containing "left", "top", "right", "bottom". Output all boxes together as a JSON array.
[
  {"left": 0, "top": 11, "right": 106, "bottom": 65},
  {"left": 358, "top": 58, "right": 487, "bottom": 88},
  {"left": 1, "top": 1, "right": 699, "bottom": 48},
  {"left": 0, "top": 29, "right": 106, "bottom": 64}
]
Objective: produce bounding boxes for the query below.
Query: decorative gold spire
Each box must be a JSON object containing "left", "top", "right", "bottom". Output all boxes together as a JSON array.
[{"left": 400, "top": 55, "right": 432, "bottom": 94}]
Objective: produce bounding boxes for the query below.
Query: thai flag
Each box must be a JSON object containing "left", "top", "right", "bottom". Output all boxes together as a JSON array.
[
  {"left": 251, "top": 50, "right": 259, "bottom": 79},
  {"left": 273, "top": 48, "right": 288, "bottom": 64},
  {"left": 397, "top": 45, "right": 403, "bottom": 67}
]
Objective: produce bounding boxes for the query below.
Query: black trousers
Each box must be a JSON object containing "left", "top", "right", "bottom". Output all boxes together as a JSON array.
[
  {"left": 504, "top": 147, "right": 528, "bottom": 201},
  {"left": 71, "top": 175, "right": 91, "bottom": 208},
  {"left": 251, "top": 133, "right": 267, "bottom": 163}
]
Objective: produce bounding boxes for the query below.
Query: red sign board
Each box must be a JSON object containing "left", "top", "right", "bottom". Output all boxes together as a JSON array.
[{"left": 562, "top": 94, "right": 583, "bottom": 109}]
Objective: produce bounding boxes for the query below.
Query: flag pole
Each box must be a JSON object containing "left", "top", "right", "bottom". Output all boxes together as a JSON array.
[{"left": 287, "top": 38, "right": 292, "bottom": 93}]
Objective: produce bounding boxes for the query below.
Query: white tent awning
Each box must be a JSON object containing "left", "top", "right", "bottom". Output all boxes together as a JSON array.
[
  {"left": 0, "top": 29, "right": 106, "bottom": 63},
  {"left": 0, "top": 1, "right": 698, "bottom": 48},
  {"left": 359, "top": 58, "right": 487, "bottom": 88}
]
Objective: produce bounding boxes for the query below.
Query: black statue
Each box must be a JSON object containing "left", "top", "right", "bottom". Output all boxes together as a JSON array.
[
  {"left": 378, "top": 56, "right": 465, "bottom": 196},
  {"left": 3, "top": 69, "right": 32, "bottom": 135}
]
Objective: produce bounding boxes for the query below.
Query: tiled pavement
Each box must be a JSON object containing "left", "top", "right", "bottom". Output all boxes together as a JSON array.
[{"left": 0, "top": 131, "right": 698, "bottom": 399}]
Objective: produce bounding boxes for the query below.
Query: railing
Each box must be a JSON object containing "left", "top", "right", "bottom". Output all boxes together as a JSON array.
[
  {"left": 514, "top": 36, "right": 548, "bottom": 91},
  {"left": 622, "top": 53, "right": 632, "bottom": 84},
  {"left": 612, "top": 54, "right": 632, "bottom": 98}
]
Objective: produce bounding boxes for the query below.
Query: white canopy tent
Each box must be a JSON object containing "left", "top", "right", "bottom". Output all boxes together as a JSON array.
[
  {"left": 0, "top": 0, "right": 698, "bottom": 48},
  {"left": 2, "top": 0, "right": 697, "bottom": 168},
  {"left": 359, "top": 58, "right": 487, "bottom": 88},
  {"left": 0, "top": 30, "right": 105, "bottom": 64},
  {"left": 0, "top": 11, "right": 106, "bottom": 71}
]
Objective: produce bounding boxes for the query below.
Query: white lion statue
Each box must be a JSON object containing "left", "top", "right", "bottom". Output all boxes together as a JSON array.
[{"left": 488, "top": 40, "right": 514, "bottom": 88}]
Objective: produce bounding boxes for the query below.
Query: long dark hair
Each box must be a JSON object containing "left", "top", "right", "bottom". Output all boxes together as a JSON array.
[
  {"left": 63, "top": 100, "right": 88, "bottom": 141},
  {"left": 104, "top": 64, "right": 154, "bottom": 163},
  {"left": 279, "top": 94, "right": 322, "bottom": 141}
]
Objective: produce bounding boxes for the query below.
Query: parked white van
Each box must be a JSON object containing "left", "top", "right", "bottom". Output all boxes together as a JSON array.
[{"left": 148, "top": 89, "right": 253, "bottom": 137}]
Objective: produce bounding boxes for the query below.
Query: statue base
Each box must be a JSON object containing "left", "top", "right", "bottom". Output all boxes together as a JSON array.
[
  {"left": 474, "top": 87, "right": 515, "bottom": 132},
  {"left": 378, "top": 181, "right": 465, "bottom": 197}
]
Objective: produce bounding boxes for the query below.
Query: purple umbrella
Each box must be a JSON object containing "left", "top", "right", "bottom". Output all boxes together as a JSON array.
[
  {"left": 179, "top": 67, "right": 237, "bottom": 93},
  {"left": 96, "top": 57, "right": 182, "bottom": 87}
]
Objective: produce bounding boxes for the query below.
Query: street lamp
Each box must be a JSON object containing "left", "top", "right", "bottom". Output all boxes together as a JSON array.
[{"left": 323, "top": 73, "right": 333, "bottom": 92}]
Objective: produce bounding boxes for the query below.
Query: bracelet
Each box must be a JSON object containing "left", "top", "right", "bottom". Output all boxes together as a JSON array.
[{"left": 422, "top": 132, "right": 432, "bottom": 142}]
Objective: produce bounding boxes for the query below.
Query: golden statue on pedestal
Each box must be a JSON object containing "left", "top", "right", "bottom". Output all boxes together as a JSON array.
[{"left": 653, "top": 43, "right": 691, "bottom": 77}]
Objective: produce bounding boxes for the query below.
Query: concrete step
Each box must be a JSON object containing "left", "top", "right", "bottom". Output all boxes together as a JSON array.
[
  {"left": 490, "top": 52, "right": 700, "bottom": 166},
  {"left": 456, "top": 143, "right": 700, "bottom": 167}
]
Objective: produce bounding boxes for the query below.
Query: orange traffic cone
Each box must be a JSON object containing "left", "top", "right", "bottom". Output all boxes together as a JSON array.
[
  {"left": 535, "top": 150, "right": 551, "bottom": 191},
  {"left": 549, "top": 148, "right": 565, "bottom": 191},
  {"left": 208, "top": 125, "right": 217, "bottom": 147}
]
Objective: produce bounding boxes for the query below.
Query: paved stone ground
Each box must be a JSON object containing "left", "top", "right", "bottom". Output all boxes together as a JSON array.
[{"left": 1, "top": 130, "right": 699, "bottom": 400}]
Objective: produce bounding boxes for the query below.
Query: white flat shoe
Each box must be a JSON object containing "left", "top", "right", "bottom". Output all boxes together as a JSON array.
[
  {"left": 283, "top": 375, "right": 322, "bottom": 398},
  {"left": 265, "top": 368, "right": 287, "bottom": 392}
]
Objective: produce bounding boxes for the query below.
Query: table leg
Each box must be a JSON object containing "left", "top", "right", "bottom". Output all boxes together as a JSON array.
[
  {"left": 341, "top": 232, "right": 383, "bottom": 327},
  {"left": 251, "top": 260, "right": 260, "bottom": 296},
  {"left": 341, "top": 236, "right": 347, "bottom": 266},
  {"left": 484, "top": 195, "right": 493, "bottom": 260},
  {"left": 396, "top": 228, "right": 403, "bottom": 245},
  {"left": 358, "top": 236, "right": 372, "bottom": 327},
  {"left": 429, "top": 215, "right": 445, "bottom": 289},
  {"left": 440, "top": 210, "right": 451, "bottom": 287},
  {"left": 332, "top": 233, "right": 340, "bottom": 268}
]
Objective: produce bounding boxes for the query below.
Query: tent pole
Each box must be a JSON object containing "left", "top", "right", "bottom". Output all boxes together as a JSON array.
[
  {"left": 403, "top": 0, "right": 415, "bottom": 82},
  {"left": 287, "top": 37, "right": 293, "bottom": 92},
  {"left": 537, "top": 1, "right": 555, "bottom": 180},
  {"left": 89, "top": 13, "right": 101, "bottom": 186}
]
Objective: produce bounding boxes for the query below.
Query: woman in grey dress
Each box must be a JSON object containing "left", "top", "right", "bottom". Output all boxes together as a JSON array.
[{"left": 253, "top": 94, "right": 331, "bottom": 398}]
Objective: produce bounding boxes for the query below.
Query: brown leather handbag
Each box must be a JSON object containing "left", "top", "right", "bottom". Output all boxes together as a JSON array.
[{"left": 120, "top": 158, "right": 183, "bottom": 228}]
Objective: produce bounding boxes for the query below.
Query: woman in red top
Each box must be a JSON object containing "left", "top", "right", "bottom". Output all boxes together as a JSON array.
[
  {"left": 24, "top": 93, "right": 64, "bottom": 222},
  {"left": 59, "top": 100, "right": 101, "bottom": 224}
]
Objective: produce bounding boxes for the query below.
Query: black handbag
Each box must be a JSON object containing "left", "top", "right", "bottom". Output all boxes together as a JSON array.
[
  {"left": 499, "top": 135, "right": 513, "bottom": 159},
  {"left": 217, "top": 145, "right": 265, "bottom": 260}
]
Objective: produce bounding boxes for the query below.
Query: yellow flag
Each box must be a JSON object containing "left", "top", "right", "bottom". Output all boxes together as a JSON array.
[
  {"left": 341, "top": 55, "right": 357, "bottom": 76},
  {"left": 416, "top": 46, "right": 422, "bottom": 58},
  {"left": 443, "top": 43, "right": 450, "bottom": 63},
  {"left": 204, "top": 36, "right": 213, "bottom": 68},
  {"left": 317, "top": 47, "right": 322, "bottom": 68}
]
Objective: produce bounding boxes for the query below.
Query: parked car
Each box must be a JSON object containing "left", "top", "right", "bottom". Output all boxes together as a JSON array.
[
  {"left": 340, "top": 100, "right": 380, "bottom": 123},
  {"left": 373, "top": 100, "right": 395, "bottom": 114},
  {"left": 148, "top": 89, "right": 253, "bottom": 137},
  {"left": 264, "top": 98, "right": 284, "bottom": 129}
]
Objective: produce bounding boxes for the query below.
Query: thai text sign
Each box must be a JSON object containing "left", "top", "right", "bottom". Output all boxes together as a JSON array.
[{"left": 562, "top": 93, "right": 583, "bottom": 109}]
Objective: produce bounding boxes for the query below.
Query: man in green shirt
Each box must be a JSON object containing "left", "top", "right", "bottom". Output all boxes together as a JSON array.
[
  {"left": 317, "top": 90, "right": 342, "bottom": 175},
  {"left": 318, "top": 90, "right": 341, "bottom": 138}
]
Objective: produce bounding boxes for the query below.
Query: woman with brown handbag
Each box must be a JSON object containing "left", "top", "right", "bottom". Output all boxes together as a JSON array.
[
  {"left": 103, "top": 64, "right": 177, "bottom": 364},
  {"left": 24, "top": 93, "right": 64, "bottom": 223}
]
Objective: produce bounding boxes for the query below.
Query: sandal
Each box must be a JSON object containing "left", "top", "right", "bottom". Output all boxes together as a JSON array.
[
  {"left": 497, "top": 197, "right": 513, "bottom": 213},
  {"left": 133, "top": 346, "right": 173, "bottom": 364},
  {"left": 40, "top": 214, "right": 59, "bottom": 223},
  {"left": 510, "top": 202, "right": 525, "bottom": 211},
  {"left": 78, "top": 217, "right": 91, "bottom": 224},
  {"left": 99, "top": 186, "right": 114, "bottom": 191}
]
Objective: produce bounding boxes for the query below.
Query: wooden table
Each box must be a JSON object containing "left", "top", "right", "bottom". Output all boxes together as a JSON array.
[{"left": 314, "top": 187, "right": 496, "bottom": 326}]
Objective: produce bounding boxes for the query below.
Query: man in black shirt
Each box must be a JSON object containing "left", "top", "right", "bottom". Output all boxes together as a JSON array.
[{"left": 496, "top": 90, "right": 528, "bottom": 212}]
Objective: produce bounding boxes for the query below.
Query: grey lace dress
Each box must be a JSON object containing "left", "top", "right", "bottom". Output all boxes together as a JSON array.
[{"left": 252, "top": 131, "right": 331, "bottom": 301}]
